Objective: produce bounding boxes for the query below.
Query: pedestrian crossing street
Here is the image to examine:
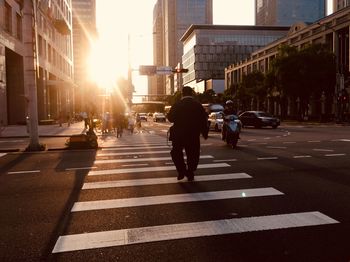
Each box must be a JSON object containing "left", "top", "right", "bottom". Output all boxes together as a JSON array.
[{"left": 52, "top": 132, "right": 339, "bottom": 254}]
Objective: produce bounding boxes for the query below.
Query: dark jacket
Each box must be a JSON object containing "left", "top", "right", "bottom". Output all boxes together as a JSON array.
[{"left": 167, "top": 96, "right": 208, "bottom": 141}]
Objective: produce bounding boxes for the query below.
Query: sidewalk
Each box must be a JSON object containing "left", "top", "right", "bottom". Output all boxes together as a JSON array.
[
  {"left": 0, "top": 121, "right": 86, "bottom": 138},
  {"left": 0, "top": 121, "right": 87, "bottom": 152}
]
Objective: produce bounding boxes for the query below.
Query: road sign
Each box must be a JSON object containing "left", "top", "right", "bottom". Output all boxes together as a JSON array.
[
  {"left": 156, "top": 66, "right": 173, "bottom": 75},
  {"left": 139, "top": 65, "right": 157, "bottom": 75}
]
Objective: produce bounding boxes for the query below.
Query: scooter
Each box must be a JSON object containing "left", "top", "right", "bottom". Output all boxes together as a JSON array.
[{"left": 221, "top": 114, "right": 241, "bottom": 148}]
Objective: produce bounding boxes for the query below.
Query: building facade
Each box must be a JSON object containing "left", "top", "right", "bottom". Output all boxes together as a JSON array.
[
  {"left": 255, "top": 0, "right": 326, "bottom": 26},
  {"left": 71, "top": 0, "right": 96, "bottom": 112},
  {"left": 226, "top": 7, "right": 350, "bottom": 119},
  {"left": 152, "top": 0, "right": 212, "bottom": 96},
  {"left": 0, "top": 0, "right": 74, "bottom": 125},
  {"left": 180, "top": 25, "right": 289, "bottom": 93},
  {"left": 334, "top": 0, "right": 350, "bottom": 11}
]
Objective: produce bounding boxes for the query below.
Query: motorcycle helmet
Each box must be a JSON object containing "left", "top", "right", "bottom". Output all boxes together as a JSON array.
[{"left": 225, "top": 100, "right": 234, "bottom": 106}]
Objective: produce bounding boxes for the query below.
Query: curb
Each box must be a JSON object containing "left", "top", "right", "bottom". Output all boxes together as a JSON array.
[
  {"left": 0, "top": 135, "right": 75, "bottom": 139},
  {"left": 0, "top": 148, "right": 20, "bottom": 153}
]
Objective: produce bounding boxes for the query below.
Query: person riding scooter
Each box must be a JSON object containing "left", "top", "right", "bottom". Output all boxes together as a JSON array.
[{"left": 221, "top": 100, "right": 237, "bottom": 141}]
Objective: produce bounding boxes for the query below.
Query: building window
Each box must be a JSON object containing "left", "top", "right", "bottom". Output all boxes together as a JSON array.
[
  {"left": 38, "top": 35, "right": 43, "bottom": 56},
  {"left": 16, "top": 13, "right": 22, "bottom": 40},
  {"left": 4, "top": 2, "right": 12, "bottom": 33}
]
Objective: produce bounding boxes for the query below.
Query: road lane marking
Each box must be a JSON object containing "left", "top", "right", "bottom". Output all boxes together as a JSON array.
[
  {"left": 82, "top": 173, "right": 252, "bottom": 190},
  {"left": 8, "top": 170, "right": 40, "bottom": 175},
  {"left": 65, "top": 167, "right": 97, "bottom": 171},
  {"left": 257, "top": 157, "right": 278, "bottom": 160},
  {"left": 0, "top": 153, "right": 7, "bottom": 158},
  {"left": 88, "top": 163, "right": 230, "bottom": 176},
  {"left": 71, "top": 187, "right": 283, "bottom": 212},
  {"left": 94, "top": 155, "right": 213, "bottom": 164},
  {"left": 313, "top": 149, "right": 334, "bottom": 152},
  {"left": 325, "top": 153, "right": 346, "bottom": 157},
  {"left": 213, "top": 159, "right": 237, "bottom": 162},
  {"left": 293, "top": 155, "right": 312, "bottom": 159},
  {"left": 97, "top": 150, "right": 170, "bottom": 156},
  {"left": 332, "top": 139, "right": 350, "bottom": 142},
  {"left": 122, "top": 163, "right": 149, "bottom": 167},
  {"left": 52, "top": 211, "right": 338, "bottom": 253}
]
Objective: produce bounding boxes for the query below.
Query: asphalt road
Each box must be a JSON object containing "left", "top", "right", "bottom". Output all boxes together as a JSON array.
[{"left": 1, "top": 121, "right": 350, "bottom": 261}]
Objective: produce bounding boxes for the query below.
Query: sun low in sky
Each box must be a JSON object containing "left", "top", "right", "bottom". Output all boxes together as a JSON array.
[{"left": 87, "top": 0, "right": 156, "bottom": 93}]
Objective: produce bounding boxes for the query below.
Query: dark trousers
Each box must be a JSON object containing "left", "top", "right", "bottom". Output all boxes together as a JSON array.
[{"left": 171, "top": 137, "right": 200, "bottom": 174}]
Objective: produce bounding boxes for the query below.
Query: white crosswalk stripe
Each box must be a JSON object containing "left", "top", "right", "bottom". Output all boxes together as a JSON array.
[
  {"left": 88, "top": 163, "right": 230, "bottom": 176},
  {"left": 93, "top": 155, "right": 214, "bottom": 164},
  {"left": 82, "top": 173, "right": 252, "bottom": 189},
  {"left": 72, "top": 188, "right": 283, "bottom": 212},
  {"left": 52, "top": 133, "right": 339, "bottom": 255},
  {"left": 52, "top": 211, "right": 338, "bottom": 253}
]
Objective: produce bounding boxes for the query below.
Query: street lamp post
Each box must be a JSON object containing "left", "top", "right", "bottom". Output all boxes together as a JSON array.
[{"left": 22, "top": 0, "right": 42, "bottom": 151}]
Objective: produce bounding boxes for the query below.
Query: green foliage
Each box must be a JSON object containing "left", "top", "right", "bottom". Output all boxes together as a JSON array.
[
  {"left": 196, "top": 89, "right": 216, "bottom": 104},
  {"left": 269, "top": 43, "right": 336, "bottom": 98},
  {"left": 166, "top": 91, "right": 182, "bottom": 106}
]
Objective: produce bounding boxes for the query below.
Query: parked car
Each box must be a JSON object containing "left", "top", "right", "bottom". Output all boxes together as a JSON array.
[
  {"left": 239, "top": 111, "right": 280, "bottom": 128},
  {"left": 208, "top": 112, "right": 224, "bottom": 131},
  {"left": 153, "top": 112, "right": 166, "bottom": 122},
  {"left": 138, "top": 113, "right": 148, "bottom": 121}
]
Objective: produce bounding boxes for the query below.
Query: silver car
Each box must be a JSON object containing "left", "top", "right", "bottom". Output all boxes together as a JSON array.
[
  {"left": 153, "top": 112, "right": 166, "bottom": 122},
  {"left": 208, "top": 112, "right": 224, "bottom": 131}
]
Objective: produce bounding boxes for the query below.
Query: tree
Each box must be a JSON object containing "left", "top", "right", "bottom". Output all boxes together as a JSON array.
[
  {"left": 240, "top": 71, "right": 266, "bottom": 109},
  {"left": 196, "top": 89, "right": 216, "bottom": 104},
  {"left": 269, "top": 44, "right": 336, "bottom": 120},
  {"left": 166, "top": 91, "right": 182, "bottom": 106}
]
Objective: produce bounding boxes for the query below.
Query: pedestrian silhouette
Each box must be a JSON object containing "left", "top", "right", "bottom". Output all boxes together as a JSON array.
[{"left": 167, "top": 86, "right": 209, "bottom": 181}]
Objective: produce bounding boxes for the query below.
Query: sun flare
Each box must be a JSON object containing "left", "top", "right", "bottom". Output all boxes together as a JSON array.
[{"left": 87, "top": 39, "right": 129, "bottom": 87}]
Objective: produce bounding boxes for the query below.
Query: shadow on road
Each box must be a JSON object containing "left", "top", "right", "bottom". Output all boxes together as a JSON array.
[{"left": 42, "top": 149, "right": 97, "bottom": 260}]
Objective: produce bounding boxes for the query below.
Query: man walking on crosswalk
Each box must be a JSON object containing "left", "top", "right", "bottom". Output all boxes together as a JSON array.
[{"left": 167, "top": 86, "right": 209, "bottom": 181}]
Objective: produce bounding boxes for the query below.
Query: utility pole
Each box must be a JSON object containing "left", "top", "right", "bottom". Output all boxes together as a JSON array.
[
  {"left": 23, "top": 0, "right": 42, "bottom": 151},
  {"left": 127, "top": 34, "right": 134, "bottom": 107}
]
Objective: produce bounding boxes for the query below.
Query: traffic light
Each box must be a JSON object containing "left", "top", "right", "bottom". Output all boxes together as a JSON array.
[
  {"left": 172, "top": 68, "right": 189, "bottom": 73},
  {"left": 339, "top": 89, "right": 349, "bottom": 103}
]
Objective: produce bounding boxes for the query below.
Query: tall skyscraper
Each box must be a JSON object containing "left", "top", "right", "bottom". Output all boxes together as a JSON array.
[
  {"left": 152, "top": 0, "right": 212, "bottom": 95},
  {"left": 255, "top": 0, "right": 326, "bottom": 26},
  {"left": 72, "top": 0, "right": 97, "bottom": 112},
  {"left": 334, "top": 0, "right": 350, "bottom": 11}
]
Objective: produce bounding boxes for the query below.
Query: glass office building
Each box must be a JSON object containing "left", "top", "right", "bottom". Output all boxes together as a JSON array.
[
  {"left": 256, "top": 0, "right": 326, "bottom": 26},
  {"left": 181, "top": 25, "right": 289, "bottom": 92},
  {"left": 152, "top": 0, "right": 212, "bottom": 95}
]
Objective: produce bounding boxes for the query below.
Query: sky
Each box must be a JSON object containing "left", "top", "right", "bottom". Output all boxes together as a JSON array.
[{"left": 93, "top": 0, "right": 333, "bottom": 97}]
